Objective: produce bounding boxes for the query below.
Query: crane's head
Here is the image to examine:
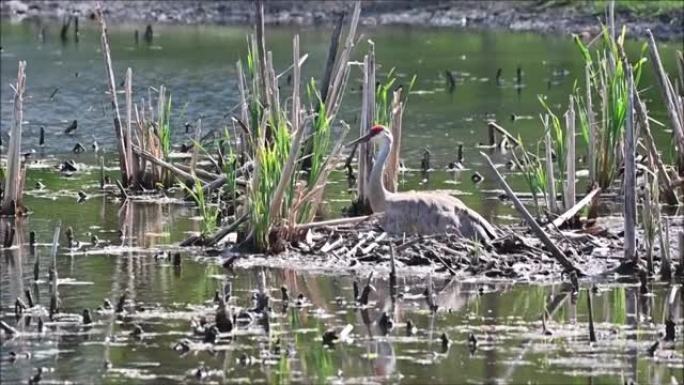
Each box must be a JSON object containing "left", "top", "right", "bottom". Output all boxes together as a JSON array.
[{"left": 346, "top": 124, "right": 391, "bottom": 147}]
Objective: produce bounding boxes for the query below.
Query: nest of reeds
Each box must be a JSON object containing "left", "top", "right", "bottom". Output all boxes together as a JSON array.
[{"left": 261, "top": 217, "right": 679, "bottom": 281}]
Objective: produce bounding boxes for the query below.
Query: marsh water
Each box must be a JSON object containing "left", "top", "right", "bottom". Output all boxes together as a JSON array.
[{"left": 1, "top": 19, "right": 682, "bottom": 384}]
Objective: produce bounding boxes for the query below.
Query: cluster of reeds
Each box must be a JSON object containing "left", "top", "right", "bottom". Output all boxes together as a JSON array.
[
  {"left": 94, "top": 1, "right": 364, "bottom": 249},
  {"left": 511, "top": 137, "right": 548, "bottom": 218},
  {"left": 645, "top": 31, "right": 684, "bottom": 190},
  {"left": 181, "top": 177, "right": 219, "bottom": 236},
  {"left": 375, "top": 68, "right": 416, "bottom": 192},
  {"left": 524, "top": 16, "right": 662, "bottom": 223},
  {"left": 97, "top": 10, "right": 181, "bottom": 191},
  {"left": 506, "top": 3, "right": 684, "bottom": 278},
  {"left": 236, "top": 2, "right": 360, "bottom": 251},
  {"left": 573, "top": 26, "right": 646, "bottom": 192},
  {"left": 354, "top": 44, "right": 415, "bottom": 207}
]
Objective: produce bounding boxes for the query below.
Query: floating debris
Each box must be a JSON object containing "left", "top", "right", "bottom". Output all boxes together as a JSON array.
[
  {"left": 440, "top": 332, "right": 450, "bottom": 352},
  {"left": 64, "top": 119, "right": 77, "bottom": 134},
  {"left": 471, "top": 172, "right": 483, "bottom": 184},
  {"left": 82, "top": 309, "right": 93, "bottom": 325},
  {"left": 406, "top": 320, "right": 417, "bottom": 336}
]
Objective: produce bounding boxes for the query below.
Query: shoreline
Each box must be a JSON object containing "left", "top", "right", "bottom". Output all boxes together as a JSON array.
[{"left": 1, "top": 0, "right": 682, "bottom": 41}]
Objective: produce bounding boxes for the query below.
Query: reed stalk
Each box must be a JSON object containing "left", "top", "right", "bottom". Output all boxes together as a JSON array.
[
  {"left": 632, "top": 85, "right": 678, "bottom": 205},
  {"left": 384, "top": 88, "right": 403, "bottom": 192},
  {"left": 255, "top": 0, "right": 268, "bottom": 110},
  {"left": 678, "top": 231, "right": 684, "bottom": 278},
  {"left": 623, "top": 64, "right": 637, "bottom": 263},
  {"left": 543, "top": 115, "right": 558, "bottom": 214},
  {"left": 181, "top": 177, "right": 219, "bottom": 237},
  {"left": 564, "top": 95, "right": 576, "bottom": 210},
  {"left": 236, "top": 60, "right": 250, "bottom": 157},
  {"left": 357, "top": 45, "right": 375, "bottom": 210},
  {"left": 641, "top": 170, "right": 657, "bottom": 275},
  {"left": 96, "top": 9, "right": 131, "bottom": 186},
  {"left": 539, "top": 96, "right": 566, "bottom": 192},
  {"left": 301, "top": 12, "right": 345, "bottom": 172},
  {"left": 325, "top": 2, "right": 361, "bottom": 119},
  {"left": 190, "top": 118, "right": 202, "bottom": 172},
  {"left": 573, "top": 26, "right": 643, "bottom": 193},
  {"left": 239, "top": 3, "right": 360, "bottom": 251},
  {"left": 269, "top": 35, "right": 303, "bottom": 225},
  {"left": 1, "top": 61, "right": 27, "bottom": 216},
  {"left": 659, "top": 217, "right": 672, "bottom": 280},
  {"left": 646, "top": 30, "right": 684, "bottom": 177},
  {"left": 125, "top": 68, "right": 137, "bottom": 187},
  {"left": 482, "top": 152, "right": 584, "bottom": 275},
  {"left": 585, "top": 63, "right": 596, "bottom": 185},
  {"left": 512, "top": 138, "right": 547, "bottom": 218}
]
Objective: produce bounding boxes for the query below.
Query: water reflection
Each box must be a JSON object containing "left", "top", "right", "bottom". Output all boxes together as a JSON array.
[
  {"left": 1, "top": 19, "right": 683, "bottom": 385},
  {"left": 1, "top": 249, "right": 682, "bottom": 384}
]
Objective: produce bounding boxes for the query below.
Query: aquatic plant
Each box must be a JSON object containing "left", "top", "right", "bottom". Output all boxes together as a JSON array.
[
  {"left": 157, "top": 87, "right": 173, "bottom": 161},
  {"left": 537, "top": 95, "right": 566, "bottom": 194},
  {"left": 221, "top": 128, "right": 239, "bottom": 204},
  {"left": 181, "top": 177, "right": 219, "bottom": 237},
  {"left": 299, "top": 81, "right": 334, "bottom": 222},
  {"left": 375, "top": 70, "right": 416, "bottom": 193},
  {"left": 645, "top": 30, "right": 684, "bottom": 181},
  {"left": 234, "top": 3, "right": 360, "bottom": 251},
  {"left": 375, "top": 68, "right": 397, "bottom": 127},
  {"left": 97, "top": 9, "right": 132, "bottom": 187},
  {"left": 572, "top": 26, "right": 646, "bottom": 190},
  {"left": 512, "top": 137, "right": 548, "bottom": 218}
]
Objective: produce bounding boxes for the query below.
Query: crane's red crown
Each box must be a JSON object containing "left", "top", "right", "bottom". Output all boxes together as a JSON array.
[{"left": 371, "top": 124, "right": 385, "bottom": 135}]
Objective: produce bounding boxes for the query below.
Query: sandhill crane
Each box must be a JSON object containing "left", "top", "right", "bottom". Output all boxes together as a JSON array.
[{"left": 349, "top": 125, "right": 497, "bottom": 242}]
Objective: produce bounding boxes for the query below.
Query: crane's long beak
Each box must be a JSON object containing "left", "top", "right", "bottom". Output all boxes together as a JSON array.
[{"left": 346, "top": 131, "right": 374, "bottom": 147}]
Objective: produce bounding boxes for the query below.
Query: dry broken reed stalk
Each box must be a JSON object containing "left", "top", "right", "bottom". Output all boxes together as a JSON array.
[
  {"left": 623, "top": 64, "right": 636, "bottom": 263},
  {"left": 1, "top": 61, "right": 27, "bottom": 216},
  {"left": 356, "top": 42, "right": 376, "bottom": 211},
  {"left": 564, "top": 95, "right": 576, "bottom": 211},
  {"left": 96, "top": 9, "right": 131, "bottom": 186},
  {"left": 482, "top": 152, "right": 584, "bottom": 276},
  {"left": 543, "top": 115, "right": 558, "bottom": 214},
  {"left": 646, "top": 30, "right": 684, "bottom": 181},
  {"left": 97, "top": 9, "right": 180, "bottom": 191},
  {"left": 378, "top": 68, "right": 416, "bottom": 193},
  {"left": 633, "top": 86, "right": 678, "bottom": 205}
]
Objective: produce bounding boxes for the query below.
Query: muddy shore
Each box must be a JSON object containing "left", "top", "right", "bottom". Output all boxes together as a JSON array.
[{"left": 2, "top": 0, "right": 682, "bottom": 40}]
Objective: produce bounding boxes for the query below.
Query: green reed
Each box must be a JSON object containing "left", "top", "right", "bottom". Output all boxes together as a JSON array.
[
  {"left": 181, "top": 177, "right": 220, "bottom": 236},
  {"left": 573, "top": 26, "right": 646, "bottom": 189},
  {"left": 537, "top": 95, "right": 566, "bottom": 188},
  {"left": 513, "top": 136, "right": 548, "bottom": 218}
]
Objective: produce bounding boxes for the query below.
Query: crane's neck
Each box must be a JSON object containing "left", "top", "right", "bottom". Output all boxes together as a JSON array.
[{"left": 368, "top": 135, "right": 392, "bottom": 213}]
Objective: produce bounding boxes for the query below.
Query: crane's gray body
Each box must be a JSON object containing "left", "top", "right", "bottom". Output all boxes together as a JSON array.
[{"left": 365, "top": 127, "right": 497, "bottom": 242}]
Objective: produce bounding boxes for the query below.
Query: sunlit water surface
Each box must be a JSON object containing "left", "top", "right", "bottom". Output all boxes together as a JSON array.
[{"left": 1, "top": 19, "right": 682, "bottom": 384}]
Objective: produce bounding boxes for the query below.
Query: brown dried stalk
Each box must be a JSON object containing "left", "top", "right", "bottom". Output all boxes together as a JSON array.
[
  {"left": 96, "top": 9, "right": 130, "bottom": 186},
  {"left": 1, "top": 61, "right": 27, "bottom": 216}
]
